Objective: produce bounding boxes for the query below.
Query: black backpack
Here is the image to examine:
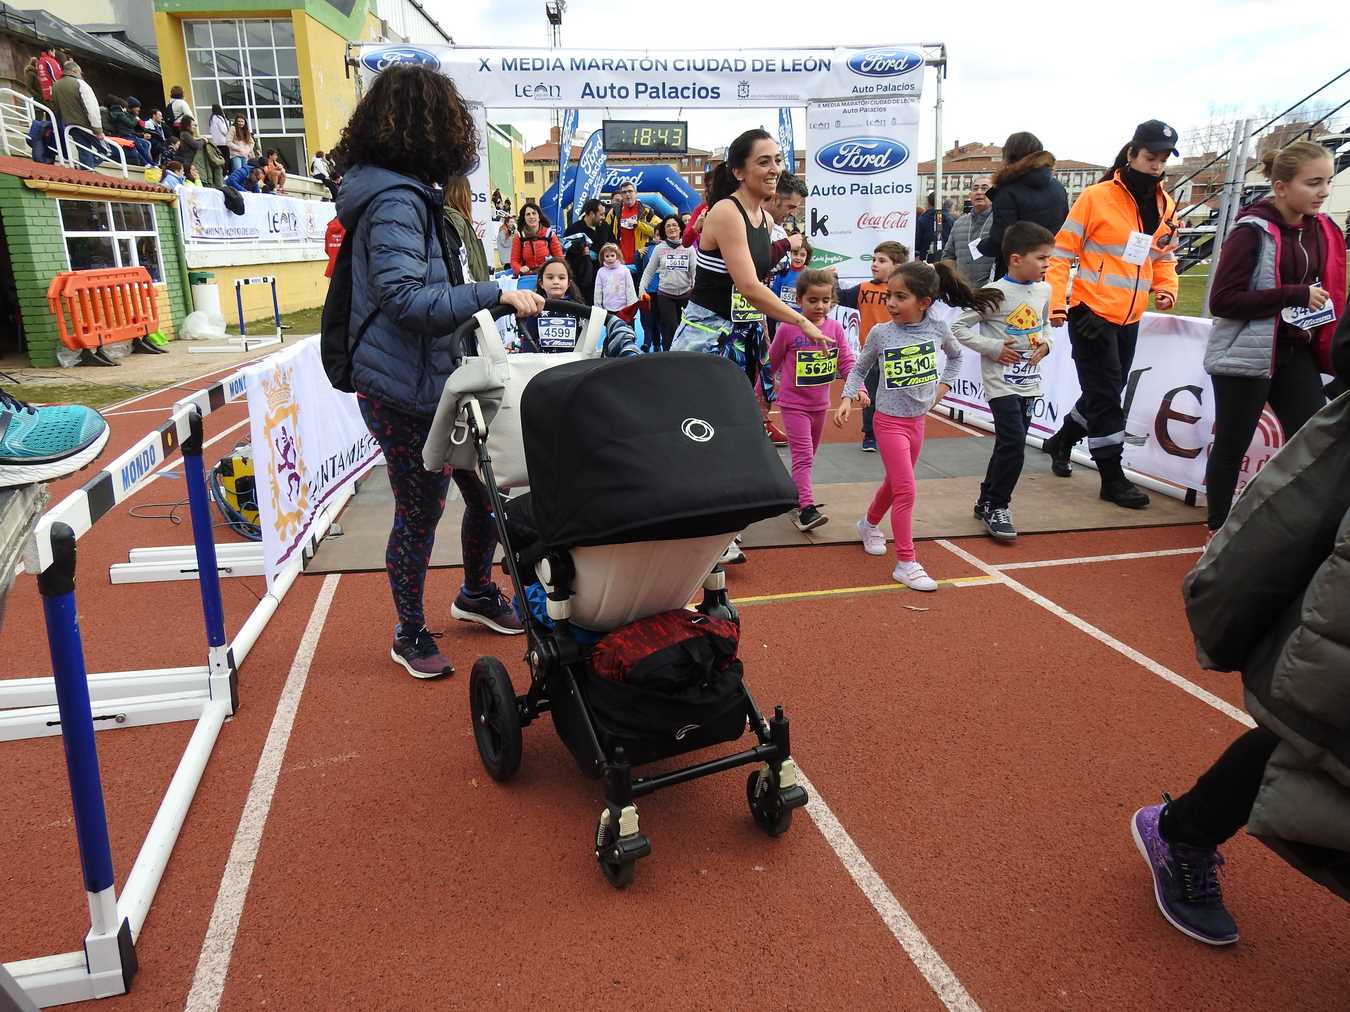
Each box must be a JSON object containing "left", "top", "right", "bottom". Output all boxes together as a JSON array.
[{"left": 321, "top": 188, "right": 462, "bottom": 393}]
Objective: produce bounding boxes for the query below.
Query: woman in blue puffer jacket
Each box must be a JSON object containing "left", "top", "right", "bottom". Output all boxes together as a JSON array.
[{"left": 331, "top": 64, "right": 544, "bottom": 680}]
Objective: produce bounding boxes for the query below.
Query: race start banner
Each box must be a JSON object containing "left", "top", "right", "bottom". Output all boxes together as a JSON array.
[
  {"left": 245, "top": 337, "right": 382, "bottom": 585},
  {"left": 356, "top": 45, "right": 930, "bottom": 271},
  {"left": 178, "top": 186, "right": 335, "bottom": 244}
]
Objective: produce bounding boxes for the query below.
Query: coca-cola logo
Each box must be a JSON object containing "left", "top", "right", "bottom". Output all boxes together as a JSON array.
[{"left": 857, "top": 211, "right": 911, "bottom": 230}]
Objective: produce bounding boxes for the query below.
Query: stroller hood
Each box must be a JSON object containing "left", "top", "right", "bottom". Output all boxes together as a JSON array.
[{"left": 521, "top": 353, "right": 797, "bottom": 548}]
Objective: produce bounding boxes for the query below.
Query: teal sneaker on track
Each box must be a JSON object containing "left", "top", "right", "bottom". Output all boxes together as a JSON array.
[{"left": 0, "top": 389, "right": 110, "bottom": 488}]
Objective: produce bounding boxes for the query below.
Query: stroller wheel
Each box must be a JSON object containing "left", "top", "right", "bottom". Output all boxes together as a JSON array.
[
  {"left": 595, "top": 812, "right": 646, "bottom": 889},
  {"left": 746, "top": 769, "right": 794, "bottom": 837},
  {"left": 469, "top": 657, "right": 522, "bottom": 781}
]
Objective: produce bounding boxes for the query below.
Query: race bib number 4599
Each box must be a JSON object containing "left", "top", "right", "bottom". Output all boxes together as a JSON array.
[{"left": 881, "top": 343, "right": 938, "bottom": 389}]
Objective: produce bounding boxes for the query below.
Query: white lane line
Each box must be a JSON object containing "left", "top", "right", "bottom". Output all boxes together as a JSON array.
[
  {"left": 926, "top": 410, "right": 986, "bottom": 438},
  {"left": 937, "top": 539, "right": 1254, "bottom": 728},
  {"left": 797, "top": 767, "right": 981, "bottom": 1012},
  {"left": 98, "top": 358, "right": 268, "bottom": 413},
  {"left": 202, "top": 417, "right": 249, "bottom": 451},
  {"left": 184, "top": 573, "right": 341, "bottom": 1012},
  {"left": 994, "top": 546, "right": 1203, "bottom": 571}
]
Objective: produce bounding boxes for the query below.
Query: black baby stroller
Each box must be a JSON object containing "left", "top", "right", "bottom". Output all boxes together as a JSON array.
[{"left": 427, "top": 301, "right": 810, "bottom": 887}]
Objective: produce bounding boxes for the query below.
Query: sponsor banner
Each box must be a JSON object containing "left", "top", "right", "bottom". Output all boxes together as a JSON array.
[
  {"left": 356, "top": 45, "right": 926, "bottom": 108},
  {"left": 939, "top": 312, "right": 1289, "bottom": 499},
  {"left": 178, "top": 186, "right": 335, "bottom": 244},
  {"left": 466, "top": 103, "right": 495, "bottom": 275},
  {"left": 573, "top": 130, "right": 608, "bottom": 212},
  {"left": 245, "top": 337, "right": 382, "bottom": 586},
  {"left": 778, "top": 107, "right": 796, "bottom": 174},
  {"left": 556, "top": 107, "right": 580, "bottom": 225},
  {"left": 805, "top": 97, "right": 920, "bottom": 283}
]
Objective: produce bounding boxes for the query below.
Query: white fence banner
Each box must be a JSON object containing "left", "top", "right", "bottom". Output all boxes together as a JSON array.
[
  {"left": 245, "top": 337, "right": 382, "bottom": 585},
  {"left": 356, "top": 45, "right": 927, "bottom": 108},
  {"left": 940, "top": 311, "right": 1293, "bottom": 500},
  {"left": 805, "top": 97, "right": 920, "bottom": 283},
  {"left": 178, "top": 186, "right": 336, "bottom": 244}
]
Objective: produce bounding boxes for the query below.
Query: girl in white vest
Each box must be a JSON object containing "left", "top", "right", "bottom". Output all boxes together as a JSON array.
[{"left": 1204, "top": 141, "right": 1346, "bottom": 533}]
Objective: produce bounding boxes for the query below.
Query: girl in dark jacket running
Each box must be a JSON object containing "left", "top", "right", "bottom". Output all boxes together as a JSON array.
[{"left": 332, "top": 64, "right": 544, "bottom": 679}]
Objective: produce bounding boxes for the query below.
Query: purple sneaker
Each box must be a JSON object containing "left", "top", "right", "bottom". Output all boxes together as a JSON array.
[
  {"left": 391, "top": 626, "right": 454, "bottom": 680},
  {"left": 1131, "top": 800, "right": 1238, "bottom": 946},
  {"left": 451, "top": 584, "right": 525, "bottom": 635}
]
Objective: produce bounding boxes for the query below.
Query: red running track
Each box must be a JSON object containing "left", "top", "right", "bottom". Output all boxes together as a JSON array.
[{"left": 3, "top": 409, "right": 1347, "bottom": 1009}]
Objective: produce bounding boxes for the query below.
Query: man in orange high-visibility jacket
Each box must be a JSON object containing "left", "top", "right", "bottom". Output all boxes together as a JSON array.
[{"left": 1041, "top": 119, "right": 1181, "bottom": 510}]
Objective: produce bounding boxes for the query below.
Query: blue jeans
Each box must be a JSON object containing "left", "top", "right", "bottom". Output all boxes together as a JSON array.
[
  {"left": 59, "top": 123, "right": 101, "bottom": 169},
  {"left": 229, "top": 155, "right": 249, "bottom": 173}
]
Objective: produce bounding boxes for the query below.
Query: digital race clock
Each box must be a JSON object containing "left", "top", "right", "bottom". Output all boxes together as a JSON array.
[{"left": 602, "top": 120, "right": 689, "bottom": 155}]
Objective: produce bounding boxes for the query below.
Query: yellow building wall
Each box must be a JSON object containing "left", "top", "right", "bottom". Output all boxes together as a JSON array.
[
  {"left": 511, "top": 145, "right": 526, "bottom": 203},
  {"left": 293, "top": 11, "right": 370, "bottom": 156},
  {"left": 210, "top": 260, "right": 329, "bottom": 324},
  {"left": 152, "top": 10, "right": 192, "bottom": 106}
]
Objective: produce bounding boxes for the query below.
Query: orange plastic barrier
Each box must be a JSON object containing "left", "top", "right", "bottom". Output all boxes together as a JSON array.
[{"left": 47, "top": 267, "right": 159, "bottom": 351}]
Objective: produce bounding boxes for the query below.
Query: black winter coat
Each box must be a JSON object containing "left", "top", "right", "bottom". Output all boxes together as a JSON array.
[{"left": 980, "top": 151, "right": 1069, "bottom": 277}]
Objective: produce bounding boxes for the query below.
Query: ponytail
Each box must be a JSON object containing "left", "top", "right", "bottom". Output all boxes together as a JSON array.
[
  {"left": 707, "top": 128, "right": 775, "bottom": 206},
  {"left": 1099, "top": 144, "right": 1133, "bottom": 183},
  {"left": 1261, "top": 140, "right": 1331, "bottom": 183},
  {"left": 894, "top": 261, "right": 1003, "bottom": 315}
]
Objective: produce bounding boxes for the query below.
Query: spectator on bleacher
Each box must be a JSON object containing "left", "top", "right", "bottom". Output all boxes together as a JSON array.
[
  {"left": 34, "top": 45, "right": 62, "bottom": 105},
  {"left": 23, "top": 57, "right": 41, "bottom": 104},
  {"left": 225, "top": 164, "right": 263, "bottom": 193},
  {"left": 51, "top": 61, "right": 105, "bottom": 169},
  {"left": 310, "top": 149, "right": 339, "bottom": 200},
  {"left": 124, "top": 98, "right": 164, "bottom": 164},
  {"left": 207, "top": 103, "right": 229, "bottom": 158},
  {"left": 176, "top": 115, "right": 225, "bottom": 188},
  {"left": 167, "top": 86, "right": 194, "bottom": 136},
  {"left": 260, "top": 149, "right": 286, "bottom": 194},
  {"left": 227, "top": 115, "right": 256, "bottom": 173},
  {"left": 106, "top": 96, "right": 152, "bottom": 166},
  {"left": 159, "top": 159, "right": 185, "bottom": 190}
]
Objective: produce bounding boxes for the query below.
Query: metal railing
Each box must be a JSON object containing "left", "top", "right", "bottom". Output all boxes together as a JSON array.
[{"left": 0, "top": 86, "right": 130, "bottom": 178}]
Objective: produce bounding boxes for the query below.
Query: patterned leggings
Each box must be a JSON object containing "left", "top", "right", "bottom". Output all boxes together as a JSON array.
[{"left": 358, "top": 396, "right": 498, "bottom": 631}]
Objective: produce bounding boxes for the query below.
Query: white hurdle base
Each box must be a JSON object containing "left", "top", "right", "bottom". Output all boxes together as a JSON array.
[
  {"left": 186, "top": 335, "right": 281, "bottom": 355},
  {"left": 110, "top": 543, "right": 264, "bottom": 584}
]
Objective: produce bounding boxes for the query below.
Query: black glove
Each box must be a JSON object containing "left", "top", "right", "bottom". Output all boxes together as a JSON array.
[{"left": 1067, "top": 303, "right": 1109, "bottom": 345}]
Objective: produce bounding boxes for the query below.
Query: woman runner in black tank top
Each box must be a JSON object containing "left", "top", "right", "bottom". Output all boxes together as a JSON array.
[
  {"left": 673, "top": 129, "right": 827, "bottom": 363},
  {"left": 690, "top": 195, "right": 774, "bottom": 318}
]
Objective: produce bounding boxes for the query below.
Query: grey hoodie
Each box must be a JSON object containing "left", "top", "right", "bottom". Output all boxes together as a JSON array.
[{"left": 842, "top": 316, "right": 963, "bottom": 419}]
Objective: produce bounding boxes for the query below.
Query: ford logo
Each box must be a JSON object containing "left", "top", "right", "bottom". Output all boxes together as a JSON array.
[
  {"left": 815, "top": 137, "right": 910, "bottom": 176},
  {"left": 361, "top": 47, "right": 442, "bottom": 73},
  {"left": 848, "top": 48, "right": 924, "bottom": 78}
]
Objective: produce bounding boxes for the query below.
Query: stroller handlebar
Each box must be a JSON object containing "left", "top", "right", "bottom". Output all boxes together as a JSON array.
[{"left": 451, "top": 299, "right": 618, "bottom": 365}]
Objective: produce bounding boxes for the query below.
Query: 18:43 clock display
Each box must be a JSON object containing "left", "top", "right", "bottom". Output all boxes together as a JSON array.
[{"left": 602, "top": 120, "right": 689, "bottom": 155}]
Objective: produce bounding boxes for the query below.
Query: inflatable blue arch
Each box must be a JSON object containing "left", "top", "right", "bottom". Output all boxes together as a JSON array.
[{"left": 541, "top": 164, "right": 701, "bottom": 223}]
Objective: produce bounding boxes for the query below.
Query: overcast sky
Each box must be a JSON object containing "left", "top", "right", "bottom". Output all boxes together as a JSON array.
[{"left": 411, "top": 1, "right": 1349, "bottom": 164}]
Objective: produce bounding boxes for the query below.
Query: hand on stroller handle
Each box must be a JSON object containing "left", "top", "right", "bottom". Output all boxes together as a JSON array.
[{"left": 451, "top": 299, "right": 617, "bottom": 365}]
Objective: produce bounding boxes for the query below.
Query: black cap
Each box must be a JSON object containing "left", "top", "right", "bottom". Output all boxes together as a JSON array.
[{"left": 1131, "top": 120, "right": 1179, "bottom": 156}]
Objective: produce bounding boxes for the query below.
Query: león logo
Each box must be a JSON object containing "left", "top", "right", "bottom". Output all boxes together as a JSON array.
[{"left": 261, "top": 365, "right": 309, "bottom": 543}]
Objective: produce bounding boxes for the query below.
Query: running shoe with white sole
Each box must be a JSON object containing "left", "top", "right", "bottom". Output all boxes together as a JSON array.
[
  {"left": 0, "top": 390, "right": 110, "bottom": 488},
  {"left": 452, "top": 583, "right": 525, "bottom": 635},
  {"left": 719, "top": 538, "right": 747, "bottom": 565},
  {"left": 857, "top": 518, "right": 887, "bottom": 556},
  {"left": 1131, "top": 800, "right": 1238, "bottom": 946},
  {"left": 390, "top": 625, "right": 454, "bottom": 679},
  {"left": 982, "top": 506, "right": 1017, "bottom": 541},
  {"left": 892, "top": 561, "right": 938, "bottom": 592},
  {"left": 795, "top": 505, "right": 828, "bottom": 532}
]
